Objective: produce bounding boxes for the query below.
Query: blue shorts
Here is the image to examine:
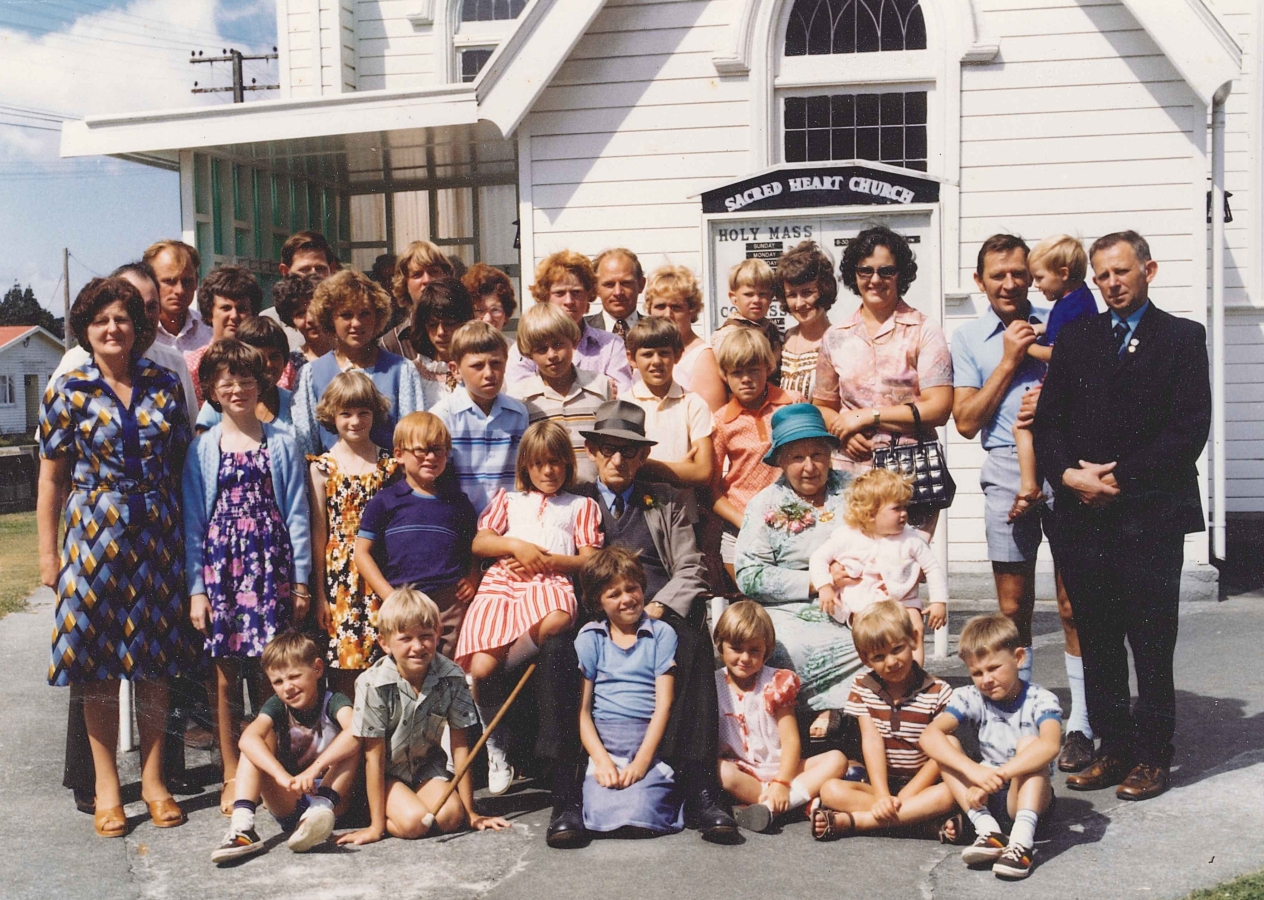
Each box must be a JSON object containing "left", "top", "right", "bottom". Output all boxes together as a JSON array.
[
  {"left": 274, "top": 793, "right": 312, "bottom": 833},
  {"left": 986, "top": 783, "right": 1057, "bottom": 834},
  {"left": 979, "top": 446, "right": 1055, "bottom": 564}
]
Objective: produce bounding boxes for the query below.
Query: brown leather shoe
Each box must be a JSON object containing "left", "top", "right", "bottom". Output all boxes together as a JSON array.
[
  {"left": 94, "top": 805, "right": 128, "bottom": 838},
  {"left": 1065, "top": 753, "right": 1133, "bottom": 791},
  {"left": 1058, "top": 731, "right": 1095, "bottom": 773},
  {"left": 146, "top": 796, "right": 186, "bottom": 828},
  {"left": 1116, "top": 764, "right": 1169, "bottom": 801}
]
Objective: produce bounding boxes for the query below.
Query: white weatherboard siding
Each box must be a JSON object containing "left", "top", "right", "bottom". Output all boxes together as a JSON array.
[
  {"left": 1227, "top": 310, "right": 1264, "bottom": 512},
  {"left": 357, "top": 0, "right": 442, "bottom": 91},
  {"left": 523, "top": 0, "right": 749, "bottom": 275},
  {"left": 0, "top": 336, "right": 62, "bottom": 435}
]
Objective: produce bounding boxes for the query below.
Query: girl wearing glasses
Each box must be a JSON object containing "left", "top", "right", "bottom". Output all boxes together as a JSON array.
[
  {"left": 184, "top": 340, "right": 313, "bottom": 815},
  {"left": 811, "top": 226, "right": 953, "bottom": 531}
]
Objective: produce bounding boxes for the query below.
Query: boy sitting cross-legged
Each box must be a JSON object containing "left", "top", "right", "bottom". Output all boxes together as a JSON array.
[
  {"left": 919, "top": 614, "right": 1062, "bottom": 880},
  {"left": 810, "top": 601, "right": 958, "bottom": 842},
  {"left": 212, "top": 631, "right": 362, "bottom": 864},
  {"left": 338, "top": 587, "right": 511, "bottom": 844}
]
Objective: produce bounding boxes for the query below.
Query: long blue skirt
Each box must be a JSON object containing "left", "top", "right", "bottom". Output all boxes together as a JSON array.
[{"left": 582, "top": 718, "right": 684, "bottom": 835}]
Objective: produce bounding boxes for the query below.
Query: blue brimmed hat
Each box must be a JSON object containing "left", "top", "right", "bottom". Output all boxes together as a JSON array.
[{"left": 763, "top": 403, "right": 839, "bottom": 464}]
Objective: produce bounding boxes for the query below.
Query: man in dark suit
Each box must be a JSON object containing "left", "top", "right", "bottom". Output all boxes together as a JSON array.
[
  {"left": 534, "top": 400, "right": 737, "bottom": 847},
  {"left": 1032, "top": 230, "right": 1210, "bottom": 801}
]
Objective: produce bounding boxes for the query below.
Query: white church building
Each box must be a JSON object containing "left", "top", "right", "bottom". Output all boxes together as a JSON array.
[{"left": 60, "top": 0, "right": 1263, "bottom": 590}]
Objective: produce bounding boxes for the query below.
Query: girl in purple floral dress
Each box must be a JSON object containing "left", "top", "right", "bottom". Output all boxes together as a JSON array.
[{"left": 184, "top": 340, "right": 312, "bottom": 814}]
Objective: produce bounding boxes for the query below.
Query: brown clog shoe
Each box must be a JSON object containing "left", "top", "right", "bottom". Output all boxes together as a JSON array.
[
  {"left": 94, "top": 805, "right": 128, "bottom": 838},
  {"left": 146, "top": 796, "right": 186, "bottom": 828}
]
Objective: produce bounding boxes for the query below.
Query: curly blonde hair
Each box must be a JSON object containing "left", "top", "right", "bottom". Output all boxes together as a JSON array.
[
  {"left": 843, "top": 467, "right": 914, "bottom": 532},
  {"left": 309, "top": 269, "right": 392, "bottom": 338},
  {"left": 643, "top": 264, "right": 703, "bottom": 322}
]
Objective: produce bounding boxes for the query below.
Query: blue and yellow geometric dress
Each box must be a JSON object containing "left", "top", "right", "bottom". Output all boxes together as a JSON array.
[{"left": 39, "top": 357, "right": 193, "bottom": 686}]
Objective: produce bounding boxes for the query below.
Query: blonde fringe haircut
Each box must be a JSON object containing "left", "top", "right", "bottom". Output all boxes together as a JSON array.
[
  {"left": 728, "top": 257, "right": 775, "bottom": 293},
  {"left": 843, "top": 467, "right": 914, "bottom": 532},
  {"left": 516, "top": 419, "right": 576, "bottom": 493},
  {"left": 448, "top": 320, "right": 508, "bottom": 365},
  {"left": 516, "top": 301, "right": 581, "bottom": 357},
  {"left": 851, "top": 601, "right": 917, "bottom": 661},
  {"left": 643, "top": 264, "right": 704, "bottom": 323},
  {"left": 1027, "top": 234, "right": 1088, "bottom": 285},
  {"left": 315, "top": 370, "right": 392, "bottom": 432},
  {"left": 392, "top": 241, "right": 453, "bottom": 309},
  {"left": 712, "top": 599, "right": 776, "bottom": 654},
  {"left": 260, "top": 630, "right": 323, "bottom": 674},
  {"left": 957, "top": 613, "right": 1022, "bottom": 664},
  {"left": 392, "top": 411, "right": 451, "bottom": 454},
  {"left": 714, "top": 327, "right": 776, "bottom": 375},
  {"left": 377, "top": 586, "right": 442, "bottom": 640}
]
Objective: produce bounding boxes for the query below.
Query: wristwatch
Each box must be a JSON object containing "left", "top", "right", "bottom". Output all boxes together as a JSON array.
[{"left": 871, "top": 408, "right": 881, "bottom": 427}]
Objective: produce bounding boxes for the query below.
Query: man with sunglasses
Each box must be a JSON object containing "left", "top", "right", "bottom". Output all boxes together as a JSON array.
[
  {"left": 533, "top": 401, "right": 738, "bottom": 848},
  {"left": 950, "top": 235, "right": 1093, "bottom": 775}
]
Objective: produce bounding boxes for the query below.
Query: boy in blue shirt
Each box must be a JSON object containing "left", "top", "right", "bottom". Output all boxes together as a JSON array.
[
  {"left": 431, "top": 320, "right": 529, "bottom": 515},
  {"left": 921, "top": 614, "right": 1062, "bottom": 880},
  {"left": 1009, "top": 235, "right": 1098, "bottom": 522},
  {"left": 354, "top": 411, "right": 479, "bottom": 657}
]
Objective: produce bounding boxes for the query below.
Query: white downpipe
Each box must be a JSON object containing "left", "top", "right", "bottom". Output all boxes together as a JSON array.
[{"left": 1211, "top": 83, "right": 1231, "bottom": 560}]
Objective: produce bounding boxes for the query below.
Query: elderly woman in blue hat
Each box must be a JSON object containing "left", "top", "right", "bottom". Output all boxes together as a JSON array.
[{"left": 733, "top": 403, "right": 861, "bottom": 738}]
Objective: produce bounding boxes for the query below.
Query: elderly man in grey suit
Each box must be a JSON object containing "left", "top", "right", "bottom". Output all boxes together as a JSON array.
[{"left": 534, "top": 400, "right": 737, "bottom": 848}]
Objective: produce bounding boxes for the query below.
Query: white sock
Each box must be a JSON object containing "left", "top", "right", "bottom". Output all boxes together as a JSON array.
[
  {"left": 505, "top": 632, "right": 539, "bottom": 670},
  {"left": 967, "top": 807, "right": 1002, "bottom": 837},
  {"left": 1009, "top": 808, "right": 1039, "bottom": 849},
  {"left": 230, "top": 806, "right": 255, "bottom": 833},
  {"left": 476, "top": 703, "right": 510, "bottom": 764},
  {"left": 1019, "top": 645, "right": 1034, "bottom": 683},
  {"left": 306, "top": 794, "right": 334, "bottom": 813},
  {"left": 787, "top": 778, "right": 812, "bottom": 812},
  {"left": 1064, "top": 652, "right": 1093, "bottom": 737}
]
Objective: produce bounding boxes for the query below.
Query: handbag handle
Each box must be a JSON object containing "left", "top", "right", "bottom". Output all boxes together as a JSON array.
[{"left": 905, "top": 402, "right": 926, "bottom": 444}]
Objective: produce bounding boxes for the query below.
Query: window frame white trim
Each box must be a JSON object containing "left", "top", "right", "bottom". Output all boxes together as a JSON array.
[
  {"left": 0, "top": 374, "right": 15, "bottom": 406},
  {"left": 777, "top": 81, "right": 937, "bottom": 172}
]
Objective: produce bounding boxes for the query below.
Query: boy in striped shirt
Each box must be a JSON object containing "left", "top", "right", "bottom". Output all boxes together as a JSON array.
[
  {"left": 432, "top": 322, "right": 529, "bottom": 515},
  {"left": 810, "top": 601, "right": 959, "bottom": 841}
]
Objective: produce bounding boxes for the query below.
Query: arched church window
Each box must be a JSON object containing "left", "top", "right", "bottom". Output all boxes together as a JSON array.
[{"left": 784, "top": 0, "right": 926, "bottom": 56}]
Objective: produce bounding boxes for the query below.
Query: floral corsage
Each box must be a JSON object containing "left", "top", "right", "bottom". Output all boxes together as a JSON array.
[{"left": 764, "top": 500, "right": 818, "bottom": 534}]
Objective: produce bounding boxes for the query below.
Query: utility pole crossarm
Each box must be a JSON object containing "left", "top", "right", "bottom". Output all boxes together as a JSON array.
[{"left": 190, "top": 48, "right": 280, "bottom": 103}]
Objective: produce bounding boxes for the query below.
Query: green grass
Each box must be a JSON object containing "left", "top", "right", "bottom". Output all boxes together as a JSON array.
[
  {"left": 1183, "top": 872, "right": 1264, "bottom": 900},
  {"left": 0, "top": 511, "right": 40, "bottom": 619}
]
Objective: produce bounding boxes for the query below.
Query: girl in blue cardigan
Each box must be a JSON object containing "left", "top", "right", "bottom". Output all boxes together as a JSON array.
[{"left": 184, "top": 340, "right": 313, "bottom": 815}]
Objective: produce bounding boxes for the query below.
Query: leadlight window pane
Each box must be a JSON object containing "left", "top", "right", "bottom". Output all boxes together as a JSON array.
[
  {"left": 784, "top": 0, "right": 926, "bottom": 56},
  {"left": 462, "top": 0, "right": 526, "bottom": 21},
  {"left": 461, "top": 49, "right": 494, "bottom": 83},
  {"left": 783, "top": 90, "right": 928, "bottom": 169}
]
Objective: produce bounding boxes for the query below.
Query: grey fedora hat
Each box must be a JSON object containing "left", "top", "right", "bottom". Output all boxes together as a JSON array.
[{"left": 577, "top": 399, "right": 658, "bottom": 445}]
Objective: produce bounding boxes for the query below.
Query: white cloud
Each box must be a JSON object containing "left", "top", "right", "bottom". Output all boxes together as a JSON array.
[{"left": 0, "top": 0, "right": 276, "bottom": 164}]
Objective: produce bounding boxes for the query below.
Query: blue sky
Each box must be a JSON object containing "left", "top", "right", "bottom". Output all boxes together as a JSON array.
[{"left": 0, "top": 0, "right": 276, "bottom": 315}]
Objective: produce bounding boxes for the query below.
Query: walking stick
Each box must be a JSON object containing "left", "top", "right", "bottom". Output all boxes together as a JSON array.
[{"left": 420, "top": 662, "right": 537, "bottom": 831}]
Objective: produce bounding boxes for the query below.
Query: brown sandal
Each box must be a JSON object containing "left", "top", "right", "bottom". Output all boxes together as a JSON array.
[
  {"left": 94, "top": 805, "right": 128, "bottom": 838},
  {"left": 146, "top": 796, "right": 186, "bottom": 828},
  {"left": 1007, "top": 489, "right": 1046, "bottom": 522},
  {"left": 809, "top": 800, "right": 854, "bottom": 842}
]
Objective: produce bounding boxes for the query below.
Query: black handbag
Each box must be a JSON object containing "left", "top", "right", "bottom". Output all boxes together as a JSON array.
[{"left": 870, "top": 403, "right": 956, "bottom": 511}]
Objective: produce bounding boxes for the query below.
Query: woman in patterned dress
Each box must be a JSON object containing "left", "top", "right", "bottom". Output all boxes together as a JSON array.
[
  {"left": 308, "top": 371, "right": 399, "bottom": 697},
  {"left": 37, "top": 277, "right": 192, "bottom": 837},
  {"left": 811, "top": 225, "right": 954, "bottom": 532},
  {"left": 777, "top": 241, "right": 838, "bottom": 402}
]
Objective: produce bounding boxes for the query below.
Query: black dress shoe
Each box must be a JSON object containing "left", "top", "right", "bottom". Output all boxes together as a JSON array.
[
  {"left": 546, "top": 806, "right": 587, "bottom": 849},
  {"left": 1058, "top": 731, "right": 1095, "bottom": 773},
  {"left": 689, "top": 785, "right": 739, "bottom": 844},
  {"left": 1116, "top": 764, "right": 1169, "bottom": 801},
  {"left": 73, "top": 789, "right": 95, "bottom": 815},
  {"left": 1065, "top": 753, "right": 1133, "bottom": 791}
]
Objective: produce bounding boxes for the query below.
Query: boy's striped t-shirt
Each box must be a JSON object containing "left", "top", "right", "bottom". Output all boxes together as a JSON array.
[
  {"left": 432, "top": 389, "right": 530, "bottom": 516},
  {"left": 844, "top": 667, "right": 954, "bottom": 778}
]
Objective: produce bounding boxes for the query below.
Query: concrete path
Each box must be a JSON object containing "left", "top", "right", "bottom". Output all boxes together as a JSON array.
[{"left": 3, "top": 588, "right": 1263, "bottom": 900}]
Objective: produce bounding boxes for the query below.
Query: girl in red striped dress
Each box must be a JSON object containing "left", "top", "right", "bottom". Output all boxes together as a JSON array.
[{"left": 456, "top": 420, "right": 603, "bottom": 792}]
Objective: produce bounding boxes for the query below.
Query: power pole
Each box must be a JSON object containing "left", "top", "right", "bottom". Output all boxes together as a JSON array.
[
  {"left": 62, "top": 248, "right": 70, "bottom": 350},
  {"left": 190, "top": 48, "right": 280, "bottom": 103}
]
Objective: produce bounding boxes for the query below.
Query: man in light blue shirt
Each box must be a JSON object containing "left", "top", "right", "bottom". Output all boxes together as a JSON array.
[{"left": 951, "top": 234, "right": 1092, "bottom": 775}]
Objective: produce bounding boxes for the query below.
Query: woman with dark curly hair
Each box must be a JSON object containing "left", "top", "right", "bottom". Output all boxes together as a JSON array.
[
  {"left": 463, "top": 262, "right": 518, "bottom": 331},
  {"left": 37, "top": 277, "right": 193, "bottom": 838},
  {"left": 271, "top": 272, "right": 331, "bottom": 387},
  {"left": 777, "top": 241, "right": 838, "bottom": 401},
  {"left": 812, "top": 225, "right": 953, "bottom": 496}
]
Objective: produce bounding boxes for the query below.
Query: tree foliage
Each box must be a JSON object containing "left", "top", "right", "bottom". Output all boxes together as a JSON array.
[{"left": 0, "top": 284, "right": 63, "bottom": 337}]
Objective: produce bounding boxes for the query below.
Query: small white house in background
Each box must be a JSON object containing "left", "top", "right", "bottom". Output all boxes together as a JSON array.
[
  {"left": 0, "top": 326, "right": 63, "bottom": 436},
  {"left": 58, "top": 0, "right": 1264, "bottom": 589}
]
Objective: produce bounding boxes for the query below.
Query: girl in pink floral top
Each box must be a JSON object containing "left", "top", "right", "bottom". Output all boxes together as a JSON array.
[
  {"left": 714, "top": 601, "right": 848, "bottom": 833},
  {"left": 812, "top": 226, "right": 953, "bottom": 477}
]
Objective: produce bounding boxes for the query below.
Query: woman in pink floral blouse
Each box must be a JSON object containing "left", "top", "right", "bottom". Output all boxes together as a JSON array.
[{"left": 812, "top": 226, "right": 953, "bottom": 461}]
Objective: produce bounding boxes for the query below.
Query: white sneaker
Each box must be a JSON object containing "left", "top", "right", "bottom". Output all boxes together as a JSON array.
[
  {"left": 287, "top": 804, "right": 335, "bottom": 853},
  {"left": 486, "top": 742, "right": 515, "bottom": 795}
]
